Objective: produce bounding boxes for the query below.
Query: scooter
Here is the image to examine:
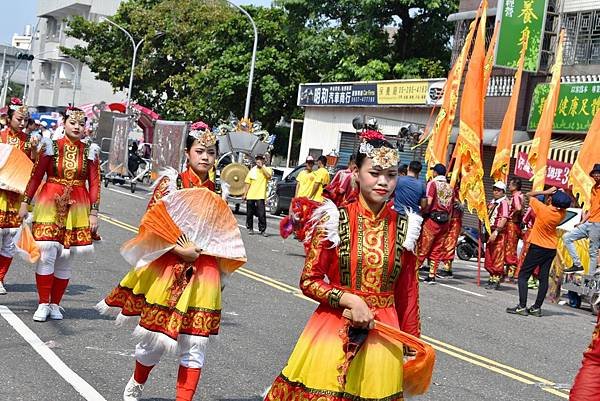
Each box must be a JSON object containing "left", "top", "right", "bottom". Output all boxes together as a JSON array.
[{"left": 456, "top": 226, "right": 482, "bottom": 261}]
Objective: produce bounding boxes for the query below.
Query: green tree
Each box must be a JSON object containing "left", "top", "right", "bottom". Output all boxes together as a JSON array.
[
  {"left": 63, "top": 0, "right": 457, "bottom": 135},
  {"left": 275, "top": 0, "right": 458, "bottom": 80}
]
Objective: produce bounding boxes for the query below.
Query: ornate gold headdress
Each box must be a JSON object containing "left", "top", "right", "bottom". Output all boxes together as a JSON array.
[
  {"left": 65, "top": 107, "right": 86, "bottom": 124},
  {"left": 8, "top": 97, "right": 28, "bottom": 117},
  {"left": 189, "top": 121, "right": 217, "bottom": 147},
  {"left": 358, "top": 130, "right": 399, "bottom": 170}
]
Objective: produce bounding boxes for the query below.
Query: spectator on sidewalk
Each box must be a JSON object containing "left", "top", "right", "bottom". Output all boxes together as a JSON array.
[
  {"left": 563, "top": 163, "right": 600, "bottom": 276},
  {"left": 506, "top": 187, "right": 570, "bottom": 317},
  {"left": 243, "top": 155, "right": 272, "bottom": 237}
]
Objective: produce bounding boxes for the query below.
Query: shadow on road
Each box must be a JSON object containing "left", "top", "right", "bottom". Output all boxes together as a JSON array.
[{"left": 4, "top": 283, "right": 95, "bottom": 297}]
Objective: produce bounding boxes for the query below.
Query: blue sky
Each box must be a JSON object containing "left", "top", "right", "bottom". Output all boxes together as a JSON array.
[{"left": 1, "top": 0, "right": 273, "bottom": 44}]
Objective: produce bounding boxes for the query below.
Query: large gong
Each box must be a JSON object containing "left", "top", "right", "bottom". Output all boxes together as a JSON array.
[{"left": 220, "top": 163, "right": 249, "bottom": 197}]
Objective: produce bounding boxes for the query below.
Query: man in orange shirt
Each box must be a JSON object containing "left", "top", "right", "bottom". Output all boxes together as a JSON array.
[
  {"left": 563, "top": 163, "right": 600, "bottom": 276},
  {"left": 506, "top": 187, "right": 570, "bottom": 317}
]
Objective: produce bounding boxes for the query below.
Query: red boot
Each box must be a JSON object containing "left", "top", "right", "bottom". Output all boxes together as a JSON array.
[
  {"left": 176, "top": 365, "right": 201, "bottom": 401},
  {"left": 0, "top": 256, "right": 13, "bottom": 294}
]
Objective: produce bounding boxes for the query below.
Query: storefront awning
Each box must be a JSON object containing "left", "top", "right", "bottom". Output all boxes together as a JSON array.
[{"left": 511, "top": 135, "right": 584, "bottom": 164}]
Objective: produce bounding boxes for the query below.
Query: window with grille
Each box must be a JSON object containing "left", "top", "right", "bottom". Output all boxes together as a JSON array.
[{"left": 563, "top": 9, "right": 600, "bottom": 65}]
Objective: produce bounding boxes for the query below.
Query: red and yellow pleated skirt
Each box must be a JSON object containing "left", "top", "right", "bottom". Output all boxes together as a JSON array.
[
  {"left": 266, "top": 300, "right": 405, "bottom": 401},
  {"left": 31, "top": 181, "right": 92, "bottom": 251},
  {"left": 102, "top": 252, "right": 222, "bottom": 344},
  {"left": 0, "top": 189, "right": 23, "bottom": 230}
]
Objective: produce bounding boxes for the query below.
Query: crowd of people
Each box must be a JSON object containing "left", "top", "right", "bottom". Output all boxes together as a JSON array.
[{"left": 0, "top": 97, "right": 598, "bottom": 400}]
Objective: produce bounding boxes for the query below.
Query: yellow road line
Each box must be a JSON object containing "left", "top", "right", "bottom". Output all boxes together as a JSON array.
[{"left": 99, "top": 213, "right": 570, "bottom": 399}]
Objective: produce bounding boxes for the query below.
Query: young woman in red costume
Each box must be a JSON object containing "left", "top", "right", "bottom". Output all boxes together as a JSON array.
[
  {"left": 0, "top": 98, "right": 41, "bottom": 295},
  {"left": 18, "top": 107, "right": 100, "bottom": 322},
  {"left": 570, "top": 314, "right": 600, "bottom": 400},
  {"left": 265, "top": 131, "right": 423, "bottom": 401},
  {"left": 97, "top": 122, "right": 235, "bottom": 401}
]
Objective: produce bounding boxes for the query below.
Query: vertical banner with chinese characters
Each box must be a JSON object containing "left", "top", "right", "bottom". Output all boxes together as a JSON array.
[
  {"left": 528, "top": 82, "right": 600, "bottom": 132},
  {"left": 495, "top": 0, "right": 548, "bottom": 72}
]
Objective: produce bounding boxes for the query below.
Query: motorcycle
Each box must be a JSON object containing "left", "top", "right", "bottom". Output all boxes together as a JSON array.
[{"left": 456, "top": 226, "right": 482, "bottom": 261}]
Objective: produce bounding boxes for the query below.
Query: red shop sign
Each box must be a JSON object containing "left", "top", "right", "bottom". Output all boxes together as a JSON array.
[{"left": 513, "top": 152, "right": 572, "bottom": 189}]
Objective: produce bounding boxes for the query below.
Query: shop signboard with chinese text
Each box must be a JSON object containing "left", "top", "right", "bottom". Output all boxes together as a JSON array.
[
  {"left": 495, "top": 0, "right": 548, "bottom": 72},
  {"left": 514, "top": 151, "right": 571, "bottom": 189},
  {"left": 528, "top": 82, "right": 600, "bottom": 132},
  {"left": 297, "top": 79, "right": 445, "bottom": 107}
]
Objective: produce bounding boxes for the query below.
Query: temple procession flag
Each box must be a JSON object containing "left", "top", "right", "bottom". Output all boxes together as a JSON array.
[
  {"left": 483, "top": 21, "right": 500, "bottom": 94},
  {"left": 528, "top": 30, "right": 565, "bottom": 191},
  {"left": 490, "top": 31, "right": 529, "bottom": 183},
  {"left": 423, "top": 1, "right": 484, "bottom": 178},
  {"left": 452, "top": 0, "right": 491, "bottom": 233},
  {"left": 569, "top": 109, "right": 600, "bottom": 210}
]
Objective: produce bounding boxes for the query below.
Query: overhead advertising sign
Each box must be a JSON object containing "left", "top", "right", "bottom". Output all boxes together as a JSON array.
[
  {"left": 528, "top": 82, "right": 600, "bottom": 132},
  {"left": 297, "top": 79, "right": 445, "bottom": 107},
  {"left": 495, "top": 0, "right": 549, "bottom": 72}
]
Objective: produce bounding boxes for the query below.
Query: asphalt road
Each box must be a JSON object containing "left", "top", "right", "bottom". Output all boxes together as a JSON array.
[{"left": 0, "top": 184, "right": 596, "bottom": 401}]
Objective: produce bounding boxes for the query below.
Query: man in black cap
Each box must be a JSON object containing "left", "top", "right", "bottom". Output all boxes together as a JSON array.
[
  {"left": 417, "top": 163, "right": 453, "bottom": 283},
  {"left": 507, "top": 187, "right": 570, "bottom": 317},
  {"left": 563, "top": 163, "right": 600, "bottom": 276}
]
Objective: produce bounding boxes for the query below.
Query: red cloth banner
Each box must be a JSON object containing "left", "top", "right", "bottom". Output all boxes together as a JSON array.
[{"left": 514, "top": 151, "right": 571, "bottom": 189}]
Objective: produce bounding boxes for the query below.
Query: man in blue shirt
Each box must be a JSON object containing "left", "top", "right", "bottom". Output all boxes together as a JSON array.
[{"left": 394, "top": 160, "right": 427, "bottom": 214}]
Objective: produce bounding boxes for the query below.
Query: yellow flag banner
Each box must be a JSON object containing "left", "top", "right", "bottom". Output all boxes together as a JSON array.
[
  {"left": 423, "top": 1, "right": 484, "bottom": 177},
  {"left": 569, "top": 109, "right": 600, "bottom": 210},
  {"left": 490, "top": 32, "right": 528, "bottom": 183},
  {"left": 528, "top": 30, "right": 565, "bottom": 191},
  {"left": 454, "top": 2, "right": 491, "bottom": 233}
]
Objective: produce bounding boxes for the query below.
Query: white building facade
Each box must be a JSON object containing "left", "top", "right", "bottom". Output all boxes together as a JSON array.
[{"left": 28, "top": 0, "right": 125, "bottom": 108}]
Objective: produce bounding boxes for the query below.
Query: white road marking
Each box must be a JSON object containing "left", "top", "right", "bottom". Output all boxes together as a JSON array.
[
  {"left": 437, "top": 283, "right": 486, "bottom": 297},
  {"left": 0, "top": 305, "right": 107, "bottom": 401},
  {"left": 107, "top": 188, "right": 146, "bottom": 200}
]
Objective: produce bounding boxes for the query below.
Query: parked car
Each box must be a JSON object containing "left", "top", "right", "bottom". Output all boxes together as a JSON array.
[
  {"left": 268, "top": 164, "right": 347, "bottom": 215},
  {"left": 268, "top": 164, "right": 306, "bottom": 215}
]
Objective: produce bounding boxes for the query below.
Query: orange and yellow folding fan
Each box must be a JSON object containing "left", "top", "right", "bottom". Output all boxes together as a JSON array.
[
  {"left": 0, "top": 143, "right": 34, "bottom": 194},
  {"left": 122, "top": 187, "right": 246, "bottom": 272}
]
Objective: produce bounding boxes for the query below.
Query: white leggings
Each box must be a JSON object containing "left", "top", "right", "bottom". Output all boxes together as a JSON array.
[
  {"left": 135, "top": 334, "right": 209, "bottom": 369},
  {"left": 0, "top": 230, "right": 17, "bottom": 258},
  {"left": 36, "top": 245, "right": 72, "bottom": 280}
]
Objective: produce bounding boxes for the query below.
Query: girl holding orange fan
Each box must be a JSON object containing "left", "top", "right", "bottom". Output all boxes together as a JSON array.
[
  {"left": 0, "top": 98, "right": 40, "bottom": 295},
  {"left": 97, "top": 121, "right": 246, "bottom": 401},
  {"left": 265, "top": 131, "right": 433, "bottom": 401}
]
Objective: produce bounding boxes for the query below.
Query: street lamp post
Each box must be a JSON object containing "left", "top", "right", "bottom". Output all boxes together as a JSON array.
[
  {"left": 104, "top": 18, "right": 162, "bottom": 114},
  {"left": 226, "top": 1, "right": 258, "bottom": 120}
]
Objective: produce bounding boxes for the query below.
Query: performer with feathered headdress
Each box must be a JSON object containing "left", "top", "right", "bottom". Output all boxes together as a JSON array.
[
  {"left": 96, "top": 121, "right": 246, "bottom": 401},
  {"left": 265, "top": 130, "right": 432, "bottom": 401},
  {"left": 0, "top": 98, "right": 41, "bottom": 295}
]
